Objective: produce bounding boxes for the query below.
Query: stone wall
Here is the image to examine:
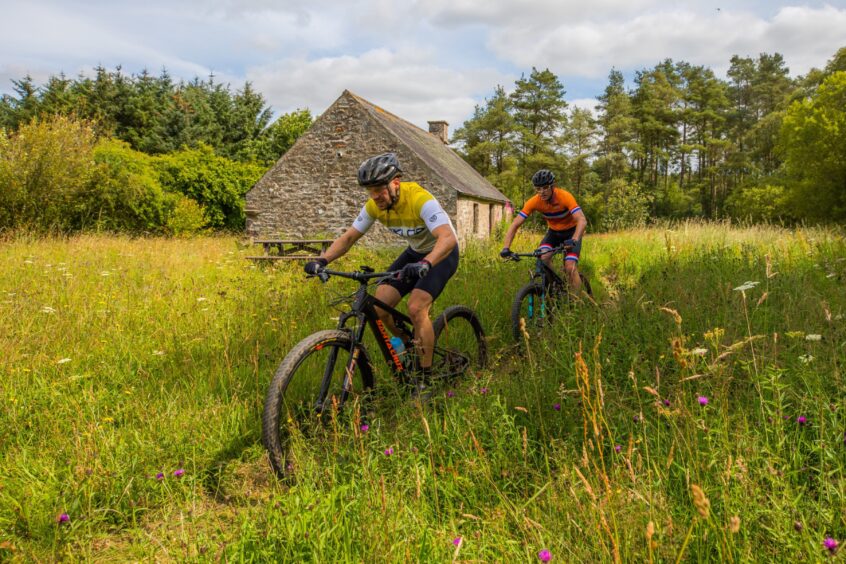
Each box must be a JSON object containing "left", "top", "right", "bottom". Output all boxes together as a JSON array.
[
  {"left": 246, "top": 93, "right": 463, "bottom": 247},
  {"left": 456, "top": 198, "right": 505, "bottom": 243}
]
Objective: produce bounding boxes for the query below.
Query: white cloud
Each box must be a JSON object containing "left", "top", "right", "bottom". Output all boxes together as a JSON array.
[
  {"left": 569, "top": 97, "right": 599, "bottom": 114},
  {"left": 247, "top": 49, "right": 509, "bottom": 129},
  {"left": 415, "top": 0, "right": 659, "bottom": 27},
  {"left": 485, "top": 5, "right": 846, "bottom": 78}
]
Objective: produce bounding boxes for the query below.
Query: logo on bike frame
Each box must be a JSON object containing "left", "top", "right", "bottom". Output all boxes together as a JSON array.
[{"left": 375, "top": 319, "right": 404, "bottom": 371}]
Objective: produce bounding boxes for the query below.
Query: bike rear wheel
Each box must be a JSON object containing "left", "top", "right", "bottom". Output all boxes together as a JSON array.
[
  {"left": 432, "top": 305, "right": 487, "bottom": 378},
  {"left": 262, "top": 329, "right": 373, "bottom": 479}
]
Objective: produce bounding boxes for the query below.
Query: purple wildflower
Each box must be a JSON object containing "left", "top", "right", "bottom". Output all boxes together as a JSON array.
[
  {"left": 663, "top": 399, "right": 671, "bottom": 407},
  {"left": 155, "top": 472, "right": 164, "bottom": 480},
  {"left": 824, "top": 537, "right": 838, "bottom": 552},
  {"left": 615, "top": 445, "right": 622, "bottom": 453},
  {"left": 447, "top": 390, "right": 455, "bottom": 398},
  {"left": 173, "top": 468, "right": 185, "bottom": 478},
  {"left": 553, "top": 403, "right": 561, "bottom": 411},
  {"left": 797, "top": 416, "right": 807, "bottom": 425},
  {"left": 384, "top": 447, "right": 394, "bottom": 456},
  {"left": 698, "top": 396, "right": 709, "bottom": 406},
  {"left": 57, "top": 513, "right": 69, "bottom": 524},
  {"left": 452, "top": 536, "right": 462, "bottom": 546},
  {"left": 538, "top": 549, "right": 552, "bottom": 562},
  {"left": 633, "top": 414, "right": 641, "bottom": 423},
  {"left": 480, "top": 387, "right": 489, "bottom": 395},
  {"left": 360, "top": 424, "right": 369, "bottom": 432}
]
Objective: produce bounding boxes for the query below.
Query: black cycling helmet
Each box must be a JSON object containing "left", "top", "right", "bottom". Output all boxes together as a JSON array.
[
  {"left": 531, "top": 169, "right": 555, "bottom": 187},
  {"left": 357, "top": 152, "right": 403, "bottom": 187}
]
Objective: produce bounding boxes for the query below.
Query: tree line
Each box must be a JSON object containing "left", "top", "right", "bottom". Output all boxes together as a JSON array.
[
  {"left": 0, "top": 67, "right": 313, "bottom": 233},
  {"left": 2, "top": 50, "right": 844, "bottom": 235},
  {"left": 453, "top": 47, "right": 846, "bottom": 229}
]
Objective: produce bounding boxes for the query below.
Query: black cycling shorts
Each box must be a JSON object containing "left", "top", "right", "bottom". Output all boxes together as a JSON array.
[
  {"left": 379, "top": 245, "right": 459, "bottom": 300},
  {"left": 540, "top": 227, "right": 581, "bottom": 262}
]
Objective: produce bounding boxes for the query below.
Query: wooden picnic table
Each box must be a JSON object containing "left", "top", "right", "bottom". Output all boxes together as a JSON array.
[{"left": 246, "top": 238, "right": 334, "bottom": 262}]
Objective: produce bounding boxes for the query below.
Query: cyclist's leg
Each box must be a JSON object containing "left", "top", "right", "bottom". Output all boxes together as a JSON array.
[
  {"left": 376, "top": 247, "right": 418, "bottom": 337},
  {"left": 563, "top": 238, "right": 582, "bottom": 292},
  {"left": 407, "top": 290, "right": 435, "bottom": 368},
  {"left": 538, "top": 230, "right": 557, "bottom": 269},
  {"left": 411, "top": 245, "right": 459, "bottom": 369},
  {"left": 374, "top": 284, "right": 404, "bottom": 334}
]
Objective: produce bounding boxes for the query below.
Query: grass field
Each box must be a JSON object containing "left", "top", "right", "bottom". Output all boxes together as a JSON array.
[{"left": 1, "top": 222, "right": 845, "bottom": 561}]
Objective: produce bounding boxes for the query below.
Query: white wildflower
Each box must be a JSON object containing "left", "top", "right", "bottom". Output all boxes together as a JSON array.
[
  {"left": 152, "top": 350, "right": 166, "bottom": 356},
  {"left": 41, "top": 306, "right": 56, "bottom": 314},
  {"left": 733, "top": 281, "right": 760, "bottom": 292},
  {"left": 690, "top": 347, "right": 708, "bottom": 356},
  {"left": 826, "top": 273, "right": 837, "bottom": 279},
  {"left": 197, "top": 297, "right": 207, "bottom": 302},
  {"left": 24, "top": 260, "right": 34, "bottom": 264},
  {"left": 56, "top": 358, "right": 72, "bottom": 364},
  {"left": 100, "top": 271, "right": 111, "bottom": 277},
  {"left": 799, "top": 354, "right": 815, "bottom": 364},
  {"left": 805, "top": 334, "right": 822, "bottom": 341}
]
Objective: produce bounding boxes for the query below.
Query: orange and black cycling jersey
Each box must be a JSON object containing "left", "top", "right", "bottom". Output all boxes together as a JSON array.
[{"left": 518, "top": 188, "right": 582, "bottom": 230}]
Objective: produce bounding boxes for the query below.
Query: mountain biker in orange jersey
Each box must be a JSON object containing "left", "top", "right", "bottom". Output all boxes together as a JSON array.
[
  {"left": 500, "top": 169, "right": 587, "bottom": 292},
  {"left": 303, "top": 152, "right": 459, "bottom": 380}
]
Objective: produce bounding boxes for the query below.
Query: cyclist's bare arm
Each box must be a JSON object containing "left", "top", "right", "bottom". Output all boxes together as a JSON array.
[
  {"left": 571, "top": 210, "right": 587, "bottom": 241},
  {"left": 321, "top": 227, "right": 364, "bottom": 263},
  {"left": 502, "top": 214, "right": 527, "bottom": 249},
  {"left": 422, "top": 224, "right": 457, "bottom": 266}
]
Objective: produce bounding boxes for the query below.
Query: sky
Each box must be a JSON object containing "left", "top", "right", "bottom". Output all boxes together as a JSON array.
[{"left": 2, "top": 0, "right": 845, "bottom": 132}]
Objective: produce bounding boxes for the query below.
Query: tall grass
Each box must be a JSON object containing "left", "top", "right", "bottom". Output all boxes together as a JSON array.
[{"left": 0, "top": 223, "right": 844, "bottom": 560}]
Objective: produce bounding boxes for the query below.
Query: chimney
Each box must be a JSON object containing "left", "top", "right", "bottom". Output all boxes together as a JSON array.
[{"left": 428, "top": 120, "right": 449, "bottom": 144}]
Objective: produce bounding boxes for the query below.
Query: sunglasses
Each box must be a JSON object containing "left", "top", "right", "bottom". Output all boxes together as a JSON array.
[{"left": 534, "top": 184, "right": 553, "bottom": 192}]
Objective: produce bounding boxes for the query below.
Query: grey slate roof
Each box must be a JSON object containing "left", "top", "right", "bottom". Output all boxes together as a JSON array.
[{"left": 345, "top": 91, "right": 509, "bottom": 204}]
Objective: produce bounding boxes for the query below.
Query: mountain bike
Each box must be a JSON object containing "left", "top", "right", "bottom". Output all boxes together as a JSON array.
[
  {"left": 506, "top": 244, "right": 592, "bottom": 342},
  {"left": 262, "top": 265, "right": 487, "bottom": 478}
]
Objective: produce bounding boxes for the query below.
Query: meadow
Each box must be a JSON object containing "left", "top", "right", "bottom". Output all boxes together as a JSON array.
[{"left": 1, "top": 223, "right": 844, "bottom": 561}]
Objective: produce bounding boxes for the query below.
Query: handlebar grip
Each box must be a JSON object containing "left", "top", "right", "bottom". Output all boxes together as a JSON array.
[{"left": 318, "top": 271, "right": 330, "bottom": 283}]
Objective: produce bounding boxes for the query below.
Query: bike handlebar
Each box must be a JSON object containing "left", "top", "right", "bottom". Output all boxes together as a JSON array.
[
  {"left": 505, "top": 244, "right": 571, "bottom": 262},
  {"left": 309, "top": 266, "right": 399, "bottom": 284}
]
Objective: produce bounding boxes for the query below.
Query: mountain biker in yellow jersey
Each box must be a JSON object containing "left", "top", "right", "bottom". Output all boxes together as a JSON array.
[
  {"left": 500, "top": 169, "right": 587, "bottom": 292},
  {"left": 304, "top": 152, "right": 459, "bottom": 382}
]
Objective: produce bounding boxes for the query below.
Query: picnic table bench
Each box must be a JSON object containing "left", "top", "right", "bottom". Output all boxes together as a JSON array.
[{"left": 246, "top": 238, "right": 333, "bottom": 262}]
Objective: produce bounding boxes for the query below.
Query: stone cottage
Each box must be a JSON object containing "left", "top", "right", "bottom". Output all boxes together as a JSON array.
[{"left": 245, "top": 90, "right": 510, "bottom": 246}]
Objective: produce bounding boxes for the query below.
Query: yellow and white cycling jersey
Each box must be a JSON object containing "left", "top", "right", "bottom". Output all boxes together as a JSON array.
[{"left": 352, "top": 182, "right": 455, "bottom": 253}]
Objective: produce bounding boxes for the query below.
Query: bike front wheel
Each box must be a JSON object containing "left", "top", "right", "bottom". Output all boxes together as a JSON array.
[
  {"left": 432, "top": 305, "right": 487, "bottom": 378},
  {"left": 262, "top": 329, "right": 374, "bottom": 479},
  {"left": 511, "top": 282, "right": 560, "bottom": 342}
]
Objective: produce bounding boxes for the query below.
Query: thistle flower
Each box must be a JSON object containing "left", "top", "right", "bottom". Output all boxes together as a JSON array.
[
  {"left": 698, "top": 396, "right": 709, "bottom": 406},
  {"left": 57, "top": 513, "right": 69, "bottom": 524},
  {"left": 663, "top": 399, "right": 671, "bottom": 407},
  {"left": 360, "top": 424, "right": 369, "bottom": 432},
  {"left": 447, "top": 390, "right": 455, "bottom": 398},
  {"left": 452, "top": 537, "right": 462, "bottom": 546},
  {"left": 615, "top": 445, "right": 622, "bottom": 453},
  {"left": 479, "top": 387, "right": 489, "bottom": 395},
  {"left": 797, "top": 416, "right": 807, "bottom": 425},
  {"left": 824, "top": 537, "right": 838, "bottom": 552},
  {"left": 155, "top": 472, "right": 164, "bottom": 480},
  {"left": 538, "top": 549, "right": 552, "bottom": 562},
  {"left": 553, "top": 403, "right": 561, "bottom": 411},
  {"left": 384, "top": 447, "right": 394, "bottom": 456},
  {"left": 173, "top": 469, "right": 185, "bottom": 478}
]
